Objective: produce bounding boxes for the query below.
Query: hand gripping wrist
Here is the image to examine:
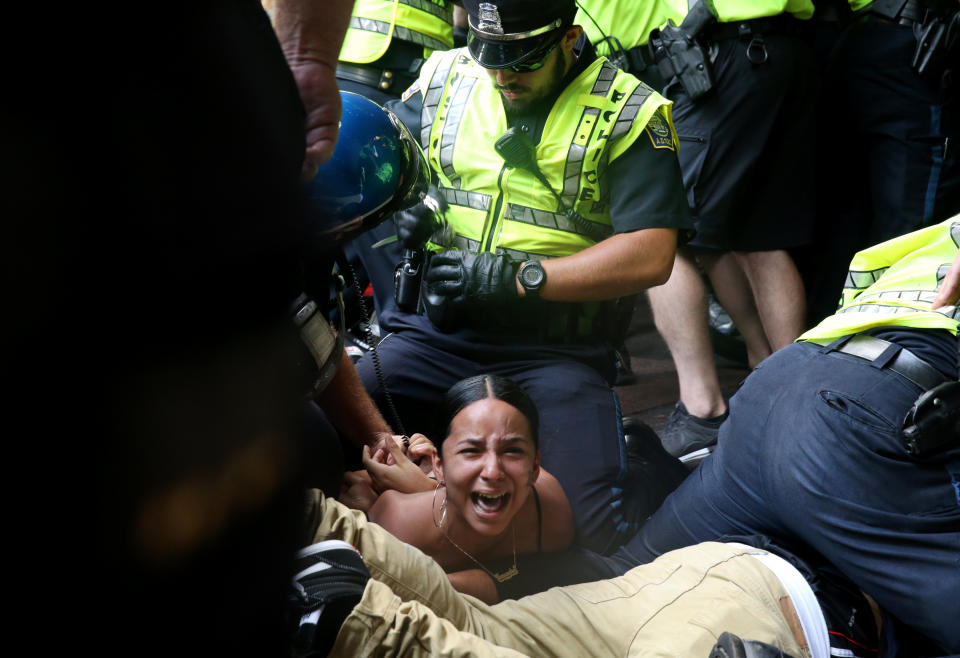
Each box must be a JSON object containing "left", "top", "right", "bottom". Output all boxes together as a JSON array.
[{"left": 394, "top": 203, "right": 440, "bottom": 250}]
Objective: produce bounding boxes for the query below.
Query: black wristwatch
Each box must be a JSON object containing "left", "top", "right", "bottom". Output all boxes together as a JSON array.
[{"left": 517, "top": 260, "right": 547, "bottom": 299}]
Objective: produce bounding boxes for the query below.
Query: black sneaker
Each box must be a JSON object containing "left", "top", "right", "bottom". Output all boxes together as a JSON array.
[
  {"left": 288, "top": 540, "right": 370, "bottom": 657},
  {"left": 659, "top": 401, "right": 728, "bottom": 461},
  {"left": 707, "top": 631, "right": 797, "bottom": 658}
]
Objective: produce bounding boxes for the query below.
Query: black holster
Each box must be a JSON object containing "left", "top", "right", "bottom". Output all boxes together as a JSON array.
[
  {"left": 394, "top": 248, "right": 426, "bottom": 313},
  {"left": 901, "top": 380, "right": 960, "bottom": 457},
  {"left": 648, "top": 0, "right": 716, "bottom": 100},
  {"left": 871, "top": 0, "right": 959, "bottom": 86},
  {"left": 648, "top": 25, "right": 714, "bottom": 100},
  {"left": 911, "top": 6, "right": 959, "bottom": 86}
]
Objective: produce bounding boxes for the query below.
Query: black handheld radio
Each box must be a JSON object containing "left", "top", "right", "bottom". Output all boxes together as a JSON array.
[{"left": 494, "top": 127, "right": 611, "bottom": 242}]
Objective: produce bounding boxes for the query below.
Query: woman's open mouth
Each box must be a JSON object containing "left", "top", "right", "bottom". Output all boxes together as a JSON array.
[{"left": 471, "top": 491, "right": 511, "bottom": 517}]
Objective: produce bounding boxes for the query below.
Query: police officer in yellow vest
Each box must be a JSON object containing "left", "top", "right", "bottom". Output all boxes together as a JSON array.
[
  {"left": 337, "top": 0, "right": 457, "bottom": 106},
  {"left": 353, "top": 0, "right": 695, "bottom": 555},
  {"left": 335, "top": 2, "right": 461, "bottom": 320},
  {"left": 635, "top": 0, "right": 820, "bottom": 462},
  {"left": 620, "top": 217, "right": 960, "bottom": 654}
]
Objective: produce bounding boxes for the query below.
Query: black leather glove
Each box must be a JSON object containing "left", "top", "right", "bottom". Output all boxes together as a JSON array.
[
  {"left": 393, "top": 202, "right": 440, "bottom": 250},
  {"left": 424, "top": 250, "right": 521, "bottom": 306}
]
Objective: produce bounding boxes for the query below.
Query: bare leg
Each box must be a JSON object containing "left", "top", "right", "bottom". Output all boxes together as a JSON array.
[
  {"left": 699, "top": 252, "right": 772, "bottom": 369},
  {"left": 734, "top": 250, "right": 807, "bottom": 350},
  {"left": 646, "top": 248, "right": 726, "bottom": 418}
]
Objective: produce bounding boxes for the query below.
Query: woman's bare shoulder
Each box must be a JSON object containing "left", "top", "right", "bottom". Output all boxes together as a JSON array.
[{"left": 368, "top": 488, "right": 436, "bottom": 544}]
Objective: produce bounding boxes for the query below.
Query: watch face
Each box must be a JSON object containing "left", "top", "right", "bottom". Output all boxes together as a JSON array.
[{"left": 520, "top": 261, "right": 545, "bottom": 289}]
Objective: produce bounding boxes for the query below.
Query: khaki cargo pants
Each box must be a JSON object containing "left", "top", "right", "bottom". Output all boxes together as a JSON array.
[{"left": 305, "top": 493, "right": 806, "bottom": 658}]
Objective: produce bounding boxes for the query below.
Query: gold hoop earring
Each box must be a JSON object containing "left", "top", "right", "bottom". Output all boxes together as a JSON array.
[{"left": 432, "top": 480, "right": 448, "bottom": 529}]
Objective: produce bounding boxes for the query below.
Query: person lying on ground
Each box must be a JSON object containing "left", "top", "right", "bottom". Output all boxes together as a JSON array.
[
  {"left": 289, "top": 494, "right": 882, "bottom": 658},
  {"left": 319, "top": 374, "right": 574, "bottom": 602}
]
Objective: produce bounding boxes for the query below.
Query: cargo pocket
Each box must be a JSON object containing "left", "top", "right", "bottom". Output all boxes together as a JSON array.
[{"left": 677, "top": 133, "right": 709, "bottom": 214}]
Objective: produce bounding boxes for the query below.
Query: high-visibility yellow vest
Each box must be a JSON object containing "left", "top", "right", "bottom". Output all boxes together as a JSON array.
[
  {"left": 707, "top": 0, "right": 815, "bottom": 22},
  {"left": 414, "top": 48, "right": 674, "bottom": 261},
  {"left": 340, "top": 0, "right": 454, "bottom": 65},
  {"left": 800, "top": 217, "right": 960, "bottom": 343},
  {"left": 575, "top": 0, "right": 686, "bottom": 51}
]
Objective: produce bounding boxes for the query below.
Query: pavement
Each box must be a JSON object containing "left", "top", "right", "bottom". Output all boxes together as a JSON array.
[{"left": 614, "top": 295, "right": 751, "bottom": 435}]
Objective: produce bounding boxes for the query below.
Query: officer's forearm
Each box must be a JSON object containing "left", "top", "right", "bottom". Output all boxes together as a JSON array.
[
  {"left": 274, "top": 0, "right": 354, "bottom": 68},
  {"left": 519, "top": 228, "right": 677, "bottom": 302},
  {"left": 318, "top": 348, "right": 393, "bottom": 449}
]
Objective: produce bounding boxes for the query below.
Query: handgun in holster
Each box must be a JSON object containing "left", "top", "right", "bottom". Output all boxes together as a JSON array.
[
  {"left": 647, "top": 1, "right": 716, "bottom": 100},
  {"left": 901, "top": 380, "right": 960, "bottom": 457},
  {"left": 911, "top": 4, "right": 959, "bottom": 85}
]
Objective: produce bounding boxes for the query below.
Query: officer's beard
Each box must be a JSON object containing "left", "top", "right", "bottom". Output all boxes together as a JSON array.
[{"left": 498, "top": 49, "right": 567, "bottom": 117}]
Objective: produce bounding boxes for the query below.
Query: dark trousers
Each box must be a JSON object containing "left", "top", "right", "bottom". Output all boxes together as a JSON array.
[
  {"left": 807, "top": 15, "right": 960, "bottom": 322},
  {"left": 619, "top": 341, "right": 960, "bottom": 654}
]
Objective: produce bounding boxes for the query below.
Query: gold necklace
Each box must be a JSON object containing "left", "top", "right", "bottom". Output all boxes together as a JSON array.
[{"left": 442, "top": 521, "right": 519, "bottom": 583}]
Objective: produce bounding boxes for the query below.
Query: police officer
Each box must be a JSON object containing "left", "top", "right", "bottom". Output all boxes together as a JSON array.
[
  {"left": 25, "top": 1, "right": 429, "bottom": 653},
  {"left": 337, "top": 0, "right": 458, "bottom": 106},
  {"left": 642, "top": 0, "right": 819, "bottom": 459},
  {"left": 630, "top": 216, "right": 960, "bottom": 654},
  {"left": 335, "top": 1, "right": 462, "bottom": 319},
  {"left": 353, "top": 0, "right": 694, "bottom": 555}
]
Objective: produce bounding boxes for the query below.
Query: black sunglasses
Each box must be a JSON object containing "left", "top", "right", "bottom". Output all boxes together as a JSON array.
[
  {"left": 507, "top": 35, "right": 564, "bottom": 72},
  {"left": 468, "top": 31, "right": 565, "bottom": 73}
]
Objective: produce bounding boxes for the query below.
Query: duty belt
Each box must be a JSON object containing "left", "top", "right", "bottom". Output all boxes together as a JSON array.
[
  {"left": 807, "top": 333, "right": 949, "bottom": 391},
  {"left": 700, "top": 14, "right": 814, "bottom": 42},
  {"left": 460, "top": 299, "right": 621, "bottom": 345},
  {"left": 868, "top": 0, "right": 923, "bottom": 27},
  {"left": 336, "top": 62, "right": 418, "bottom": 92}
]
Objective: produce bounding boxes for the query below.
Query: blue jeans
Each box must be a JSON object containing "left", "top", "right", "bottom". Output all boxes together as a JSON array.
[{"left": 618, "top": 342, "right": 960, "bottom": 653}]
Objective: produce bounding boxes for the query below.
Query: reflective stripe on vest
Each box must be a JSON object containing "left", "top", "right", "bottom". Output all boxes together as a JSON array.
[
  {"left": 799, "top": 218, "right": 960, "bottom": 343},
  {"left": 416, "top": 48, "right": 672, "bottom": 259},
  {"left": 340, "top": 0, "right": 454, "bottom": 65}
]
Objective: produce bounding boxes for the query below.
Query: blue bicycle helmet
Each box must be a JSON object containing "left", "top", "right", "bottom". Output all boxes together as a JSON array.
[{"left": 304, "top": 91, "right": 429, "bottom": 243}]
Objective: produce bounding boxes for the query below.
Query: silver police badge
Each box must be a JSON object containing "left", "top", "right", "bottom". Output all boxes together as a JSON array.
[{"left": 477, "top": 3, "right": 504, "bottom": 35}]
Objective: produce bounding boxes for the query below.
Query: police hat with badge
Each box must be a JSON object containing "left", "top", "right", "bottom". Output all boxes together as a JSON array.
[{"left": 463, "top": 0, "right": 578, "bottom": 70}]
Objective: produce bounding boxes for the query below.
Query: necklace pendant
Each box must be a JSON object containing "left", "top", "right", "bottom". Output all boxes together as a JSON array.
[{"left": 492, "top": 565, "right": 519, "bottom": 583}]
